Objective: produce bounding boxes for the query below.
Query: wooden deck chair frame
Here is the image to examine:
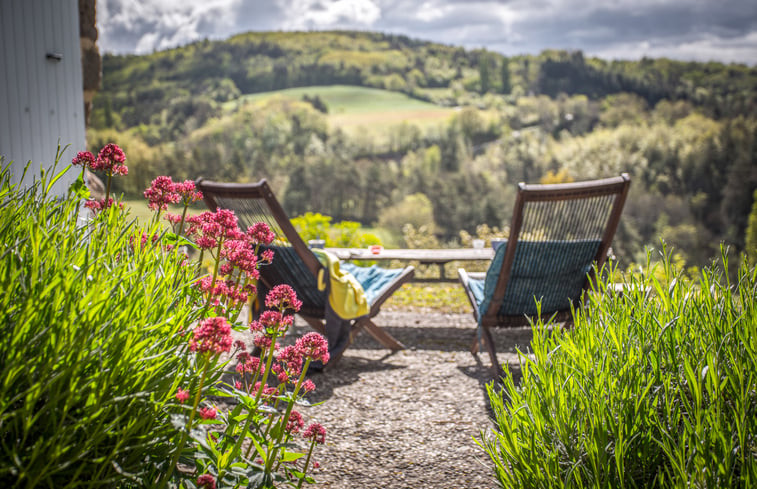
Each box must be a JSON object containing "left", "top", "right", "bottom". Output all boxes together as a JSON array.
[
  {"left": 196, "top": 178, "right": 415, "bottom": 365},
  {"left": 458, "top": 174, "right": 630, "bottom": 371}
]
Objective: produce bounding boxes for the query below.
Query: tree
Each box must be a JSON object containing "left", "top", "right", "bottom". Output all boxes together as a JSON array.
[
  {"left": 478, "top": 51, "right": 493, "bottom": 94},
  {"left": 500, "top": 57, "right": 512, "bottom": 94}
]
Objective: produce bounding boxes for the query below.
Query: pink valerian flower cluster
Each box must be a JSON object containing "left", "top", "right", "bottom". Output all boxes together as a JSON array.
[
  {"left": 235, "top": 351, "right": 264, "bottom": 378},
  {"left": 176, "top": 388, "right": 190, "bottom": 404},
  {"left": 84, "top": 198, "right": 124, "bottom": 212},
  {"left": 246, "top": 222, "right": 275, "bottom": 246},
  {"left": 250, "top": 310, "right": 293, "bottom": 335},
  {"left": 272, "top": 346, "right": 300, "bottom": 383},
  {"left": 195, "top": 275, "right": 256, "bottom": 308},
  {"left": 189, "top": 317, "right": 233, "bottom": 355},
  {"left": 286, "top": 410, "right": 304, "bottom": 434},
  {"left": 265, "top": 284, "right": 303, "bottom": 312},
  {"left": 221, "top": 239, "right": 261, "bottom": 278},
  {"left": 72, "top": 151, "right": 95, "bottom": 168},
  {"left": 185, "top": 209, "right": 243, "bottom": 250},
  {"left": 71, "top": 144, "right": 128, "bottom": 175},
  {"left": 199, "top": 406, "right": 217, "bottom": 420},
  {"left": 144, "top": 176, "right": 203, "bottom": 211},
  {"left": 196, "top": 473, "right": 216, "bottom": 489},
  {"left": 303, "top": 423, "right": 326, "bottom": 444},
  {"left": 296, "top": 332, "right": 330, "bottom": 364},
  {"left": 95, "top": 143, "right": 128, "bottom": 175}
]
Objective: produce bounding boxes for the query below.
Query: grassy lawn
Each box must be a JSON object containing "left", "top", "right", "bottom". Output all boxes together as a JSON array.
[
  {"left": 229, "top": 85, "right": 456, "bottom": 142},
  {"left": 385, "top": 282, "right": 471, "bottom": 313},
  {"left": 122, "top": 199, "right": 205, "bottom": 227}
]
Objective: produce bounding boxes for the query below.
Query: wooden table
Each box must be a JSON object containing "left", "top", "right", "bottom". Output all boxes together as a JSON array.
[{"left": 325, "top": 247, "right": 495, "bottom": 282}]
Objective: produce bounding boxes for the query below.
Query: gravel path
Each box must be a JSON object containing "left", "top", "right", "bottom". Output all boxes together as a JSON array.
[{"left": 280, "top": 309, "right": 535, "bottom": 489}]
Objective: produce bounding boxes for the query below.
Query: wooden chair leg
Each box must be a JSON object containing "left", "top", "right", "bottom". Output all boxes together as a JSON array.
[
  {"left": 361, "top": 319, "right": 405, "bottom": 350},
  {"left": 301, "top": 316, "right": 326, "bottom": 335},
  {"left": 481, "top": 325, "right": 503, "bottom": 374}
]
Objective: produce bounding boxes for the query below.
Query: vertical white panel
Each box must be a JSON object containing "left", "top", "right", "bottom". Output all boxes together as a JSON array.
[{"left": 0, "top": 0, "right": 84, "bottom": 197}]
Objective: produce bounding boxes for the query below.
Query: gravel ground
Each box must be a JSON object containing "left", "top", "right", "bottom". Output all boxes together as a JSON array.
[{"left": 261, "top": 309, "right": 536, "bottom": 489}]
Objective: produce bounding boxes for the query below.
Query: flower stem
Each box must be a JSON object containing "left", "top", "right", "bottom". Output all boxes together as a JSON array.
[
  {"left": 296, "top": 440, "right": 318, "bottom": 489},
  {"left": 266, "top": 358, "right": 311, "bottom": 474},
  {"left": 176, "top": 201, "right": 189, "bottom": 239},
  {"left": 160, "top": 354, "right": 211, "bottom": 489}
]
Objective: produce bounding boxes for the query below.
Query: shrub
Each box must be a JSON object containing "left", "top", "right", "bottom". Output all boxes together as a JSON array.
[
  {"left": 481, "top": 248, "right": 757, "bottom": 488},
  {"left": 291, "top": 212, "right": 380, "bottom": 248},
  {"left": 1, "top": 149, "right": 329, "bottom": 488},
  {"left": 0, "top": 159, "right": 202, "bottom": 486}
]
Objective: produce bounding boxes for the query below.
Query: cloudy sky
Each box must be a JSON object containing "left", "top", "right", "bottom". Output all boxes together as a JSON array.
[{"left": 97, "top": 0, "right": 757, "bottom": 65}]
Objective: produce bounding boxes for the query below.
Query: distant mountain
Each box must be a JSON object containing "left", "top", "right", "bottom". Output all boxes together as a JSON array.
[
  {"left": 88, "top": 31, "right": 757, "bottom": 269},
  {"left": 95, "top": 30, "right": 757, "bottom": 133}
]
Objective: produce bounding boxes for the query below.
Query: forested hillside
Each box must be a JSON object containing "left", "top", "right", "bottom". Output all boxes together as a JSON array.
[{"left": 88, "top": 31, "right": 757, "bottom": 268}]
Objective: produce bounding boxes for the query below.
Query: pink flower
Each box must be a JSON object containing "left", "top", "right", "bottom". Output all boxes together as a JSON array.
[
  {"left": 260, "top": 249, "right": 275, "bottom": 264},
  {"left": 286, "top": 410, "right": 304, "bottom": 434},
  {"left": 276, "top": 344, "right": 303, "bottom": 376},
  {"left": 222, "top": 239, "right": 260, "bottom": 277},
  {"left": 84, "top": 198, "right": 124, "bottom": 213},
  {"left": 173, "top": 180, "right": 203, "bottom": 204},
  {"left": 277, "top": 369, "right": 290, "bottom": 383},
  {"left": 236, "top": 352, "right": 263, "bottom": 375},
  {"left": 253, "top": 310, "right": 293, "bottom": 334},
  {"left": 296, "top": 332, "right": 330, "bottom": 364},
  {"left": 253, "top": 334, "right": 273, "bottom": 350},
  {"left": 302, "top": 379, "right": 316, "bottom": 392},
  {"left": 197, "top": 473, "right": 216, "bottom": 489},
  {"left": 95, "top": 143, "right": 127, "bottom": 175},
  {"left": 199, "top": 406, "right": 217, "bottom": 420},
  {"left": 186, "top": 210, "right": 243, "bottom": 250},
  {"left": 72, "top": 151, "right": 95, "bottom": 168},
  {"left": 144, "top": 176, "right": 181, "bottom": 211},
  {"left": 265, "top": 285, "right": 302, "bottom": 312},
  {"left": 303, "top": 423, "right": 326, "bottom": 444},
  {"left": 313, "top": 461, "right": 320, "bottom": 469},
  {"left": 189, "top": 317, "right": 233, "bottom": 355},
  {"left": 246, "top": 222, "right": 275, "bottom": 245},
  {"left": 253, "top": 382, "right": 278, "bottom": 399},
  {"left": 164, "top": 212, "right": 182, "bottom": 225},
  {"left": 234, "top": 340, "right": 247, "bottom": 351},
  {"left": 176, "top": 388, "right": 190, "bottom": 404}
]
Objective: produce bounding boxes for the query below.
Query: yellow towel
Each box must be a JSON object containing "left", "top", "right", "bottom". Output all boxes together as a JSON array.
[{"left": 312, "top": 249, "right": 370, "bottom": 319}]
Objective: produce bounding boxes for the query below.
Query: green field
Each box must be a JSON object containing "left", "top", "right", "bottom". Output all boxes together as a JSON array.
[{"left": 229, "top": 85, "right": 457, "bottom": 141}]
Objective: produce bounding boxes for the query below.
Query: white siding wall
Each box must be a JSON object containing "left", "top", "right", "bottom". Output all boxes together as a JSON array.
[{"left": 0, "top": 0, "right": 85, "bottom": 197}]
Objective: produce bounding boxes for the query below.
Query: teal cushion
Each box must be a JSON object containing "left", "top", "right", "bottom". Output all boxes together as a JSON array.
[
  {"left": 340, "top": 262, "right": 405, "bottom": 306},
  {"left": 468, "top": 239, "right": 601, "bottom": 318}
]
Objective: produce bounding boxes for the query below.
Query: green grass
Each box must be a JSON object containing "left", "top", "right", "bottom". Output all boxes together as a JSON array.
[
  {"left": 385, "top": 282, "right": 470, "bottom": 313},
  {"left": 228, "top": 85, "right": 456, "bottom": 142},
  {"left": 231, "top": 85, "right": 449, "bottom": 114},
  {"left": 123, "top": 198, "right": 204, "bottom": 226}
]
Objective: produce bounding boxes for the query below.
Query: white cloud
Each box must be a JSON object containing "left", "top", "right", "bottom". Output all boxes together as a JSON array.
[
  {"left": 99, "top": 0, "right": 242, "bottom": 54},
  {"left": 96, "top": 0, "right": 757, "bottom": 64},
  {"left": 276, "top": 0, "right": 381, "bottom": 30},
  {"left": 592, "top": 31, "right": 757, "bottom": 64}
]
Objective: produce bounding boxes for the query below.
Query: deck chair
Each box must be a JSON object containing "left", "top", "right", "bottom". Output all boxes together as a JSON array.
[
  {"left": 196, "top": 178, "right": 415, "bottom": 366},
  {"left": 458, "top": 174, "right": 631, "bottom": 371}
]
